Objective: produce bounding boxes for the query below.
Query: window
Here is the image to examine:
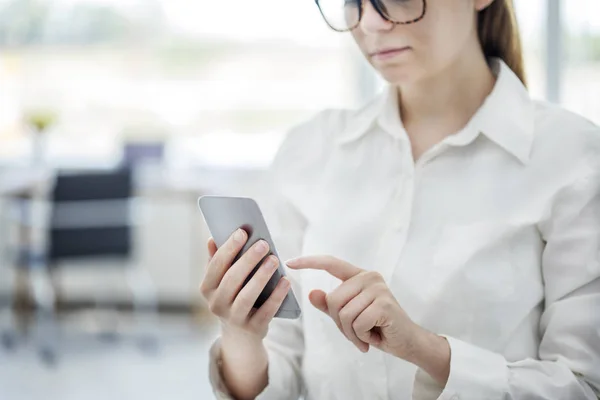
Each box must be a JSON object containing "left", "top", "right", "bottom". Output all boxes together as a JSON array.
[
  {"left": 515, "top": 0, "right": 547, "bottom": 100},
  {"left": 0, "top": 0, "right": 360, "bottom": 165},
  {"left": 563, "top": 0, "right": 600, "bottom": 125},
  {"left": 0, "top": 1, "right": 597, "bottom": 165}
]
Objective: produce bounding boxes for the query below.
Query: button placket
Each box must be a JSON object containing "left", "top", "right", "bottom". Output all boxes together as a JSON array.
[{"left": 378, "top": 156, "right": 415, "bottom": 283}]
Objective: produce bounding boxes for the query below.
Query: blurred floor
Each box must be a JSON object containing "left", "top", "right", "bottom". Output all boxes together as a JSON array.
[{"left": 0, "top": 313, "right": 220, "bottom": 400}]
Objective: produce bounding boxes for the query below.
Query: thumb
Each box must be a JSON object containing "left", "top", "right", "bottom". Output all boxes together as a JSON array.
[
  {"left": 207, "top": 237, "right": 218, "bottom": 260},
  {"left": 309, "top": 290, "right": 329, "bottom": 314}
]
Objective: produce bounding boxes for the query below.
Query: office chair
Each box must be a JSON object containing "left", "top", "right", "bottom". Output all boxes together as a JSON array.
[{"left": 17, "top": 168, "right": 159, "bottom": 366}]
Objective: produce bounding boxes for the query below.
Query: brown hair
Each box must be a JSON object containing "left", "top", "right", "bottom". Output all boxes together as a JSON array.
[{"left": 478, "top": 0, "right": 527, "bottom": 85}]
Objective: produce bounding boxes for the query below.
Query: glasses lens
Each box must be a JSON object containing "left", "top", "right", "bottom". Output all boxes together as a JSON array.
[
  {"left": 377, "top": 0, "right": 424, "bottom": 23},
  {"left": 318, "top": 0, "right": 360, "bottom": 31}
]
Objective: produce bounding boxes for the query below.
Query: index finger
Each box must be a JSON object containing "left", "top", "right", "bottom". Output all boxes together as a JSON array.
[{"left": 285, "top": 255, "right": 363, "bottom": 281}]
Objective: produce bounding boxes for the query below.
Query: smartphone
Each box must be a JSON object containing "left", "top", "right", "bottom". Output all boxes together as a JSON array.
[{"left": 198, "top": 195, "right": 302, "bottom": 319}]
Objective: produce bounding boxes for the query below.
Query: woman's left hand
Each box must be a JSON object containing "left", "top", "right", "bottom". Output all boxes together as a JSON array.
[{"left": 286, "top": 256, "right": 450, "bottom": 384}]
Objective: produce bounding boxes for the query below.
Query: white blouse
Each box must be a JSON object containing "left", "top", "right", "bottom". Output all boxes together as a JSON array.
[{"left": 208, "top": 59, "right": 600, "bottom": 400}]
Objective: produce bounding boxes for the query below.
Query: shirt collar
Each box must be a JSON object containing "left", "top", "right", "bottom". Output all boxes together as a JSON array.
[{"left": 336, "top": 58, "right": 535, "bottom": 164}]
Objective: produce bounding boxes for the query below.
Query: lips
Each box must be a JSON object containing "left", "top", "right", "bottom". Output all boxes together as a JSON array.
[{"left": 369, "top": 47, "right": 410, "bottom": 57}]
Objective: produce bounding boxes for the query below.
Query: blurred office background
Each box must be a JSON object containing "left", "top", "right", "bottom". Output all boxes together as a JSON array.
[{"left": 0, "top": 1, "right": 598, "bottom": 399}]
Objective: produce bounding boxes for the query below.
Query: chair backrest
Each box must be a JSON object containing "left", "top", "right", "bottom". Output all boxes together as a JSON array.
[
  {"left": 47, "top": 168, "right": 133, "bottom": 263},
  {"left": 121, "top": 142, "right": 164, "bottom": 167}
]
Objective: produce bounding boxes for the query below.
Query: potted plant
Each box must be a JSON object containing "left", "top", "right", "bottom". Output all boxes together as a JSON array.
[{"left": 23, "top": 109, "right": 57, "bottom": 166}]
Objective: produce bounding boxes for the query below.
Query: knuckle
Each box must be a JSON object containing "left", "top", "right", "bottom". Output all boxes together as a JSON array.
[
  {"left": 338, "top": 306, "right": 350, "bottom": 321},
  {"left": 208, "top": 300, "right": 221, "bottom": 316},
  {"left": 199, "top": 283, "right": 209, "bottom": 299},
  {"left": 377, "top": 282, "right": 388, "bottom": 291},
  {"left": 228, "top": 314, "right": 245, "bottom": 327},
  {"left": 227, "top": 238, "right": 244, "bottom": 253},
  {"left": 248, "top": 250, "right": 265, "bottom": 267},
  {"left": 328, "top": 299, "right": 341, "bottom": 315},
  {"left": 382, "top": 298, "right": 395, "bottom": 311},
  {"left": 204, "top": 257, "right": 214, "bottom": 271},
  {"left": 251, "top": 309, "right": 269, "bottom": 326},
  {"left": 250, "top": 317, "right": 268, "bottom": 333},
  {"left": 218, "top": 275, "right": 230, "bottom": 291},
  {"left": 208, "top": 257, "right": 224, "bottom": 275},
  {"left": 220, "top": 270, "right": 235, "bottom": 289},
  {"left": 252, "top": 305, "right": 273, "bottom": 326},
  {"left": 227, "top": 245, "right": 240, "bottom": 260},
  {"left": 368, "top": 271, "right": 383, "bottom": 281}
]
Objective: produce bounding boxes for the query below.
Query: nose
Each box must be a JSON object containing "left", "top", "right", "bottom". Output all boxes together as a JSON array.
[{"left": 358, "top": 0, "right": 394, "bottom": 34}]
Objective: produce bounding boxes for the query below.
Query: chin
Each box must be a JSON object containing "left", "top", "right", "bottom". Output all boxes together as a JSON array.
[
  {"left": 374, "top": 63, "right": 421, "bottom": 86},
  {"left": 366, "top": 49, "right": 425, "bottom": 86}
]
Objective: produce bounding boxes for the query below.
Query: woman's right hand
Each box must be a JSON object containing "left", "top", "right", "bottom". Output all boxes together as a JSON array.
[{"left": 200, "top": 228, "right": 291, "bottom": 343}]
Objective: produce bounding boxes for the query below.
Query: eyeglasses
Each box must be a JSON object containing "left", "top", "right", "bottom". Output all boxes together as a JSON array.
[{"left": 315, "top": 0, "right": 427, "bottom": 32}]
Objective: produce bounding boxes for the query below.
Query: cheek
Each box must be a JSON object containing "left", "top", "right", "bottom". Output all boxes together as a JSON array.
[
  {"left": 351, "top": 31, "right": 368, "bottom": 57},
  {"left": 420, "top": 26, "right": 459, "bottom": 67}
]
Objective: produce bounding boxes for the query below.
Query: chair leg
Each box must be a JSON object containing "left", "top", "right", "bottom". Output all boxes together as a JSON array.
[
  {"left": 0, "top": 292, "right": 18, "bottom": 352},
  {"left": 1, "top": 267, "right": 18, "bottom": 352},
  {"left": 30, "top": 264, "right": 60, "bottom": 367},
  {"left": 92, "top": 273, "right": 122, "bottom": 344},
  {"left": 125, "top": 266, "right": 159, "bottom": 354},
  {"left": 1, "top": 329, "right": 17, "bottom": 351}
]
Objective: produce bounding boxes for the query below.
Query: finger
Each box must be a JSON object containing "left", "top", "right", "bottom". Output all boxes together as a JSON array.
[
  {"left": 352, "top": 302, "right": 383, "bottom": 346},
  {"left": 308, "top": 290, "right": 328, "bottom": 313},
  {"left": 324, "top": 278, "right": 364, "bottom": 333},
  {"left": 324, "top": 277, "right": 367, "bottom": 338},
  {"left": 213, "top": 239, "right": 271, "bottom": 307},
  {"left": 202, "top": 229, "right": 248, "bottom": 292},
  {"left": 249, "top": 277, "right": 291, "bottom": 327},
  {"left": 230, "top": 255, "right": 279, "bottom": 323},
  {"left": 207, "top": 237, "right": 218, "bottom": 260},
  {"left": 339, "top": 291, "right": 374, "bottom": 353},
  {"left": 286, "top": 255, "right": 363, "bottom": 281}
]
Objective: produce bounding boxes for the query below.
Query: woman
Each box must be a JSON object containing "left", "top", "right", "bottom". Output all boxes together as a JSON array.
[{"left": 200, "top": 0, "right": 600, "bottom": 398}]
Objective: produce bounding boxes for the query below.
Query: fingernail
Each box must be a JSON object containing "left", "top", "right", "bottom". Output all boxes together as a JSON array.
[
  {"left": 285, "top": 258, "right": 299, "bottom": 266},
  {"left": 281, "top": 277, "right": 290, "bottom": 288},
  {"left": 264, "top": 257, "right": 278, "bottom": 270},
  {"left": 254, "top": 240, "right": 267, "bottom": 253},
  {"left": 234, "top": 229, "right": 245, "bottom": 242}
]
